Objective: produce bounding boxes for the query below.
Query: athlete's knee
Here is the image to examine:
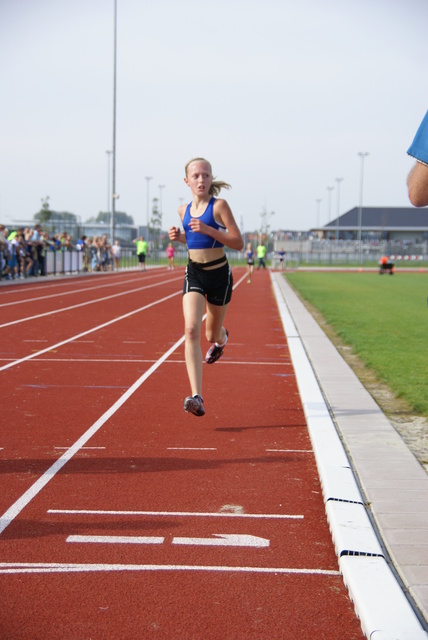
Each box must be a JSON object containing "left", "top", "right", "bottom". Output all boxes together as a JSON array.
[{"left": 185, "top": 323, "right": 200, "bottom": 343}]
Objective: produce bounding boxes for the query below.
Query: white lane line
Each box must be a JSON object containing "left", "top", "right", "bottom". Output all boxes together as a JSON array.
[
  {"left": 0, "top": 275, "right": 182, "bottom": 328},
  {"left": 172, "top": 534, "right": 270, "bottom": 548},
  {"left": 0, "top": 272, "right": 167, "bottom": 308},
  {"left": 22, "top": 384, "right": 128, "bottom": 389},
  {"left": 0, "top": 270, "right": 167, "bottom": 300},
  {"left": 0, "top": 562, "right": 340, "bottom": 576},
  {"left": 0, "top": 358, "right": 172, "bottom": 364},
  {"left": 0, "top": 358, "right": 288, "bottom": 366},
  {"left": 48, "top": 509, "right": 304, "bottom": 519},
  {"left": 0, "top": 270, "right": 248, "bottom": 535},
  {"left": 66, "top": 534, "right": 270, "bottom": 548},
  {"left": 0, "top": 331, "right": 186, "bottom": 536},
  {"left": 233, "top": 272, "right": 248, "bottom": 288},
  {"left": 68, "top": 535, "right": 165, "bottom": 545},
  {"left": 0, "top": 290, "right": 181, "bottom": 372}
]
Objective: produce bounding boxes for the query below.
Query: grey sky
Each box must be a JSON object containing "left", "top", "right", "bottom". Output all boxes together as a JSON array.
[{"left": 1, "top": 0, "right": 427, "bottom": 234}]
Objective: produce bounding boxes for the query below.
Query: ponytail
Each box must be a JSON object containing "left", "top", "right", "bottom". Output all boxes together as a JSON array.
[{"left": 209, "top": 180, "right": 231, "bottom": 197}]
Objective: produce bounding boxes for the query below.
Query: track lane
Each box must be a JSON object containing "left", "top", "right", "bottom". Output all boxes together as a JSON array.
[
  {"left": 0, "top": 277, "right": 185, "bottom": 369},
  {"left": 0, "top": 271, "right": 183, "bottom": 328},
  {"left": 0, "top": 269, "right": 168, "bottom": 297},
  {"left": 0, "top": 271, "right": 165, "bottom": 307},
  {"left": 0, "top": 268, "right": 364, "bottom": 638}
]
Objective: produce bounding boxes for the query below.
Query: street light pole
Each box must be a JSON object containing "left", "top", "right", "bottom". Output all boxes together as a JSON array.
[
  {"left": 335, "top": 177, "right": 343, "bottom": 245},
  {"left": 357, "top": 152, "right": 369, "bottom": 264},
  {"left": 110, "top": 0, "right": 118, "bottom": 245},
  {"left": 106, "top": 150, "right": 112, "bottom": 215},
  {"left": 145, "top": 176, "right": 152, "bottom": 242}
]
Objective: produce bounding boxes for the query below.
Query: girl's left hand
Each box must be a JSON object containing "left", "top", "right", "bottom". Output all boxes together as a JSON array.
[{"left": 188, "top": 218, "right": 208, "bottom": 235}]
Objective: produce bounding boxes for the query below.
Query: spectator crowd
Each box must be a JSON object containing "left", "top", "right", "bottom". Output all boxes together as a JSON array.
[{"left": 0, "top": 224, "right": 120, "bottom": 280}]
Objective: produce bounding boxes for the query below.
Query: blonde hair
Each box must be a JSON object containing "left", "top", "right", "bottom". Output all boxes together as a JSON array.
[{"left": 185, "top": 157, "right": 231, "bottom": 197}]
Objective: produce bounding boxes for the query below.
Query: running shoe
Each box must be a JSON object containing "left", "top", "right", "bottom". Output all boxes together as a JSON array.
[
  {"left": 205, "top": 329, "right": 228, "bottom": 364},
  {"left": 183, "top": 394, "right": 205, "bottom": 417}
]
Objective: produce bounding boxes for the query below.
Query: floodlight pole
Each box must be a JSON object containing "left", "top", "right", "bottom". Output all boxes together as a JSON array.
[
  {"left": 106, "top": 150, "right": 112, "bottom": 213},
  {"left": 110, "top": 0, "right": 118, "bottom": 245}
]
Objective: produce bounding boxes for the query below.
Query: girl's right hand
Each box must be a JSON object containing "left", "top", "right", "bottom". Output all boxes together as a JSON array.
[{"left": 168, "top": 226, "right": 181, "bottom": 241}]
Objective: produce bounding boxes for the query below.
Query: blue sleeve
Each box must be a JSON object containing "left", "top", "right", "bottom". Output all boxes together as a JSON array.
[{"left": 407, "top": 111, "right": 428, "bottom": 164}]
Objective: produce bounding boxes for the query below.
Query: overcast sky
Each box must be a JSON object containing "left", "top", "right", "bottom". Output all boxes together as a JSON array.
[{"left": 1, "top": 0, "right": 427, "bottom": 234}]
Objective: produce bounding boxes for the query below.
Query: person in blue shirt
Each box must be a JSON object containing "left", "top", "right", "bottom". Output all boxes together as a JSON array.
[
  {"left": 407, "top": 110, "right": 428, "bottom": 207},
  {"left": 277, "top": 247, "right": 286, "bottom": 271},
  {"left": 168, "top": 158, "right": 243, "bottom": 417}
]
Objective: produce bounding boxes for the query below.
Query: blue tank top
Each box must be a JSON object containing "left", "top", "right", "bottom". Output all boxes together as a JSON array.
[{"left": 182, "top": 197, "right": 225, "bottom": 249}]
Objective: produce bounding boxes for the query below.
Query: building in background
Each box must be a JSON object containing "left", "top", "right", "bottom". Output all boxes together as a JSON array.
[{"left": 319, "top": 207, "right": 428, "bottom": 243}]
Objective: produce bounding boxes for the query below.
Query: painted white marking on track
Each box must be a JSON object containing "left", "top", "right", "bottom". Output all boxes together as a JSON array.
[
  {"left": 67, "top": 535, "right": 164, "bottom": 545},
  {"left": 67, "top": 534, "right": 269, "bottom": 548},
  {"left": 0, "top": 358, "right": 287, "bottom": 366},
  {"left": 0, "top": 562, "right": 339, "bottom": 576},
  {"left": 0, "top": 272, "right": 178, "bottom": 308},
  {"left": 48, "top": 509, "right": 304, "bottom": 519},
  {"left": 0, "top": 275, "right": 182, "bottom": 329},
  {"left": 0, "top": 271, "right": 149, "bottom": 300},
  {"left": 0, "top": 289, "right": 181, "bottom": 372},
  {"left": 172, "top": 534, "right": 269, "bottom": 548},
  {"left": 0, "top": 271, "right": 247, "bottom": 535},
  {"left": 0, "top": 331, "right": 185, "bottom": 535}
]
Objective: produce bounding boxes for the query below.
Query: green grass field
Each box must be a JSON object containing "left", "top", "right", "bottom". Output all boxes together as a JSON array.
[{"left": 284, "top": 271, "right": 428, "bottom": 418}]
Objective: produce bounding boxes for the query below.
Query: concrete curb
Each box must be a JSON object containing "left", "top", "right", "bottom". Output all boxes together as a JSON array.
[{"left": 271, "top": 272, "right": 428, "bottom": 639}]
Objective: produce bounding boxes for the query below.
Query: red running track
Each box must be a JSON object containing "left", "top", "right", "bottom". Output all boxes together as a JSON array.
[{"left": 0, "top": 268, "right": 364, "bottom": 639}]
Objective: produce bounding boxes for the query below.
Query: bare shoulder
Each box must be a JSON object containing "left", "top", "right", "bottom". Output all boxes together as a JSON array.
[
  {"left": 213, "top": 198, "right": 241, "bottom": 234},
  {"left": 213, "top": 198, "right": 234, "bottom": 223},
  {"left": 213, "top": 198, "right": 230, "bottom": 211}
]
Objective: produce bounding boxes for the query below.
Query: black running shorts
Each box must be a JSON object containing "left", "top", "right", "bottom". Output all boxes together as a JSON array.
[{"left": 183, "top": 260, "right": 233, "bottom": 306}]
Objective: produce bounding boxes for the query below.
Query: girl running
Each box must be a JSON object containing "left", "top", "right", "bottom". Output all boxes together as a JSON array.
[
  {"left": 167, "top": 242, "right": 176, "bottom": 270},
  {"left": 168, "top": 157, "right": 243, "bottom": 417},
  {"left": 246, "top": 242, "right": 255, "bottom": 283}
]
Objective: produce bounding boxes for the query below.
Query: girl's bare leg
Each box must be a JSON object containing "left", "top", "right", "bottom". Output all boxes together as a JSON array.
[
  {"left": 205, "top": 302, "right": 228, "bottom": 346},
  {"left": 182, "top": 292, "right": 206, "bottom": 396}
]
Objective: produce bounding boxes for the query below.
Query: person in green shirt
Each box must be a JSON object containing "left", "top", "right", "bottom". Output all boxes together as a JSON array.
[
  {"left": 133, "top": 235, "right": 148, "bottom": 271},
  {"left": 256, "top": 242, "right": 267, "bottom": 269}
]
